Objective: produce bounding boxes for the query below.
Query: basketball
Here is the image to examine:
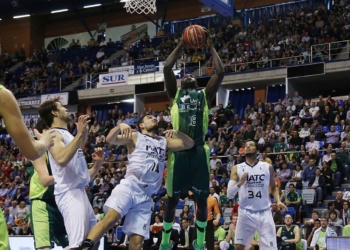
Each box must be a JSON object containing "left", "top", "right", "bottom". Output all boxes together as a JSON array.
[{"left": 183, "top": 25, "right": 207, "bottom": 49}]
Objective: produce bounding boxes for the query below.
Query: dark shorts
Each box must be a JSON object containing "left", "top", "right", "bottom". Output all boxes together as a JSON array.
[
  {"left": 166, "top": 144, "right": 210, "bottom": 200},
  {"left": 31, "top": 199, "right": 68, "bottom": 249}
]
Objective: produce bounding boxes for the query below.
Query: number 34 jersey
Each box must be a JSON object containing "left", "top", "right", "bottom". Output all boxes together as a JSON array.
[
  {"left": 125, "top": 132, "right": 167, "bottom": 196},
  {"left": 237, "top": 161, "right": 271, "bottom": 211}
]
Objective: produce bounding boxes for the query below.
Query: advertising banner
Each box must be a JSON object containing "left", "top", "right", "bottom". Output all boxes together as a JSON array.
[
  {"left": 41, "top": 92, "right": 69, "bottom": 106},
  {"left": 98, "top": 72, "right": 128, "bottom": 88},
  {"left": 17, "top": 96, "right": 41, "bottom": 109},
  {"left": 109, "top": 65, "right": 134, "bottom": 75}
]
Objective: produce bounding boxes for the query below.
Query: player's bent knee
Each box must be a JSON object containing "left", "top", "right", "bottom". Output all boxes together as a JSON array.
[
  {"left": 129, "top": 234, "right": 144, "bottom": 250},
  {"left": 234, "top": 244, "right": 245, "bottom": 250},
  {"left": 103, "top": 208, "right": 121, "bottom": 227}
]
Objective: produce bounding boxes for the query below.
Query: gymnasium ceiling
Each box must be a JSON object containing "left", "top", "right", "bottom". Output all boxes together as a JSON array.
[{"left": 0, "top": 0, "right": 293, "bottom": 21}]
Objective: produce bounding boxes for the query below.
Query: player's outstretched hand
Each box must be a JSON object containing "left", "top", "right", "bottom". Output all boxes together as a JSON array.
[
  {"left": 34, "top": 129, "right": 56, "bottom": 149},
  {"left": 76, "top": 115, "right": 90, "bottom": 135},
  {"left": 92, "top": 147, "right": 104, "bottom": 162},
  {"left": 119, "top": 123, "right": 133, "bottom": 139},
  {"left": 164, "top": 130, "right": 177, "bottom": 139},
  {"left": 202, "top": 27, "right": 212, "bottom": 47},
  {"left": 237, "top": 172, "right": 248, "bottom": 187},
  {"left": 277, "top": 201, "right": 288, "bottom": 211}
]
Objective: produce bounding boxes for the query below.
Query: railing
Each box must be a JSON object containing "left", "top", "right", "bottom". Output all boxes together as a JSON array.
[
  {"left": 310, "top": 39, "right": 350, "bottom": 62},
  {"left": 198, "top": 54, "right": 312, "bottom": 76}
]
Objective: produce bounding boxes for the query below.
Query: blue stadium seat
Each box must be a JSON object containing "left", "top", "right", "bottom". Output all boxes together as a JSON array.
[
  {"left": 116, "top": 226, "right": 123, "bottom": 242},
  {"left": 210, "top": 147, "right": 217, "bottom": 155},
  {"left": 282, "top": 206, "right": 295, "bottom": 219},
  {"left": 176, "top": 201, "right": 185, "bottom": 209},
  {"left": 322, "top": 126, "right": 329, "bottom": 133},
  {"left": 335, "top": 125, "right": 342, "bottom": 132}
]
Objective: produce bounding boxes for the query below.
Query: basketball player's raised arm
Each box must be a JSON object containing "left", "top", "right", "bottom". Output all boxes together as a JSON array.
[
  {"left": 106, "top": 124, "right": 135, "bottom": 146},
  {"left": 227, "top": 165, "right": 247, "bottom": 199},
  {"left": 32, "top": 154, "right": 54, "bottom": 187},
  {"left": 165, "top": 130, "right": 194, "bottom": 152},
  {"left": 88, "top": 148, "right": 104, "bottom": 179},
  {"left": 49, "top": 115, "right": 89, "bottom": 167},
  {"left": 204, "top": 32, "right": 224, "bottom": 105},
  {"left": 269, "top": 165, "right": 287, "bottom": 210},
  {"left": 0, "top": 88, "right": 55, "bottom": 160},
  {"left": 164, "top": 39, "right": 183, "bottom": 101}
]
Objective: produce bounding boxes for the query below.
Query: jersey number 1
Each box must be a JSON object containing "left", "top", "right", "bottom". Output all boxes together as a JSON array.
[
  {"left": 248, "top": 191, "right": 262, "bottom": 199},
  {"left": 151, "top": 163, "right": 160, "bottom": 173}
]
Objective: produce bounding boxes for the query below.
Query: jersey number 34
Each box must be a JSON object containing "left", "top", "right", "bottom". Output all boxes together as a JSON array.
[{"left": 248, "top": 191, "right": 262, "bottom": 199}]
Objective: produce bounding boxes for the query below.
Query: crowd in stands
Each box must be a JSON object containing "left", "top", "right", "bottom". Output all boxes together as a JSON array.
[
  {"left": 1, "top": 1, "right": 350, "bottom": 97},
  {"left": 1, "top": 90, "right": 350, "bottom": 249}
]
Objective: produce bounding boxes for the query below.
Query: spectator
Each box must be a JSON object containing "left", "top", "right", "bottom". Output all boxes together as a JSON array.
[
  {"left": 271, "top": 201, "right": 283, "bottom": 225},
  {"left": 179, "top": 205, "right": 193, "bottom": 224},
  {"left": 18, "top": 219, "right": 32, "bottom": 235},
  {"left": 285, "top": 183, "right": 301, "bottom": 222},
  {"left": 16, "top": 201, "right": 29, "bottom": 220},
  {"left": 7, "top": 222, "right": 16, "bottom": 235},
  {"left": 310, "top": 217, "right": 337, "bottom": 250},
  {"left": 327, "top": 153, "right": 344, "bottom": 189},
  {"left": 276, "top": 214, "right": 302, "bottom": 250},
  {"left": 308, "top": 168, "right": 326, "bottom": 206},
  {"left": 340, "top": 201, "right": 350, "bottom": 226},
  {"left": 3, "top": 208, "right": 14, "bottom": 225}
]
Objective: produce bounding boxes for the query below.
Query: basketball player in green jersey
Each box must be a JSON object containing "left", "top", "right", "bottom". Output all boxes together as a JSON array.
[
  {"left": 0, "top": 84, "right": 55, "bottom": 250},
  {"left": 160, "top": 30, "right": 224, "bottom": 250},
  {"left": 30, "top": 120, "right": 68, "bottom": 250}
]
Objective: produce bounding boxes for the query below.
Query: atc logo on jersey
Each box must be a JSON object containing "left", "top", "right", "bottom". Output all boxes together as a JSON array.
[{"left": 245, "top": 174, "right": 265, "bottom": 187}]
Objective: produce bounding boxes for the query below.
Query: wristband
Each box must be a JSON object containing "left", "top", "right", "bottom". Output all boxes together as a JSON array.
[{"left": 227, "top": 180, "right": 239, "bottom": 199}]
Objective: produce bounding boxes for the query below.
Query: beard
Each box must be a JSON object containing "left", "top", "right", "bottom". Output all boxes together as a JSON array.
[
  {"left": 60, "top": 113, "right": 72, "bottom": 124},
  {"left": 245, "top": 151, "right": 257, "bottom": 157},
  {"left": 147, "top": 124, "right": 159, "bottom": 133}
]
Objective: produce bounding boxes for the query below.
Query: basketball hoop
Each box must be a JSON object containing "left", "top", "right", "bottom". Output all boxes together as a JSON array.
[{"left": 124, "top": 0, "right": 157, "bottom": 15}]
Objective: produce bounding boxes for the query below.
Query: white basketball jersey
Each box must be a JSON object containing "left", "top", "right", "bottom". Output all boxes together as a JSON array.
[
  {"left": 125, "top": 132, "right": 167, "bottom": 196},
  {"left": 237, "top": 161, "right": 271, "bottom": 211},
  {"left": 48, "top": 128, "right": 90, "bottom": 195}
]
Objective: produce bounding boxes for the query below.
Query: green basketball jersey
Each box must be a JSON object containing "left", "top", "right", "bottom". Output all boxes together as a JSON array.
[
  {"left": 281, "top": 225, "right": 303, "bottom": 250},
  {"left": 29, "top": 152, "right": 55, "bottom": 203},
  {"left": 0, "top": 84, "right": 4, "bottom": 90},
  {"left": 171, "top": 88, "right": 209, "bottom": 146}
]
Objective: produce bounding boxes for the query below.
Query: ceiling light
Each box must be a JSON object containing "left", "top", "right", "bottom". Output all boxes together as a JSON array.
[
  {"left": 13, "top": 14, "right": 30, "bottom": 19},
  {"left": 123, "top": 98, "right": 135, "bottom": 103},
  {"left": 83, "top": 4, "right": 102, "bottom": 8},
  {"left": 51, "top": 9, "right": 68, "bottom": 14}
]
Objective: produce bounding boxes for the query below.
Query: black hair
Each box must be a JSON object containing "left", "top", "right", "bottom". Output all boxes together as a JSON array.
[
  {"left": 35, "top": 120, "right": 48, "bottom": 134},
  {"left": 137, "top": 113, "right": 150, "bottom": 132}
]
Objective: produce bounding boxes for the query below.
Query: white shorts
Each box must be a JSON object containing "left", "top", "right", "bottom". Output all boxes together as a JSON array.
[
  {"left": 104, "top": 179, "right": 153, "bottom": 240},
  {"left": 55, "top": 187, "right": 96, "bottom": 248},
  {"left": 235, "top": 207, "right": 277, "bottom": 250}
]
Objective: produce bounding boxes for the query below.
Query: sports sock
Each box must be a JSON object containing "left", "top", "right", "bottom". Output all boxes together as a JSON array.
[
  {"left": 196, "top": 220, "right": 207, "bottom": 247},
  {"left": 161, "top": 221, "right": 174, "bottom": 245}
]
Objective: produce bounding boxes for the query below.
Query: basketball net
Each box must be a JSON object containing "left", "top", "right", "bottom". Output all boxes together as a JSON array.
[{"left": 124, "top": 0, "right": 157, "bottom": 15}]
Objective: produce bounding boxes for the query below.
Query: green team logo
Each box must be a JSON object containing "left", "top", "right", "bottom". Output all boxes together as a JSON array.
[
  {"left": 270, "top": 241, "right": 273, "bottom": 247},
  {"left": 143, "top": 224, "right": 147, "bottom": 230}
]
